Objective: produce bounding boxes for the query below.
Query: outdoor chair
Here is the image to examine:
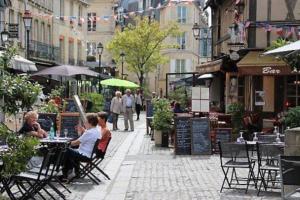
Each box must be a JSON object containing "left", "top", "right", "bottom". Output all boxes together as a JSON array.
[
  {"left": 256, "top": 143, "right": 284, "bottom": 196},
  {"left": 11, "top": 147, "right": 59, "bottom": 200},
  {"left": 279, "top": 155, "right": 300, "bottom": 199},
  {"left": 27, "top": 146, "right": 71, "bottom": 199},
  {"left": 72, "top": 137, "right": 111, "bottom": 184},
  {"left": 218, "top": 141, "right": 257, "bottom": 193}
]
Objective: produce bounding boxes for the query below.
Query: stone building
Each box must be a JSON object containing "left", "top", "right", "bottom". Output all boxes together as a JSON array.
[{"left": 204, "top": 0, "right": 300, "bottom": 116}]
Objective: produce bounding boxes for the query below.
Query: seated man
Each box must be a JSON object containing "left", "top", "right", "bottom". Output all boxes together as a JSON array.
[
  {"left": 97, "top": 112, "right": 112, "bottom": 157},
  {"left": 60, "top": 113, "right": 101, "bottom": 181},
  {"left": 19, "top": 111, "right": 47, "bottom": 138}
]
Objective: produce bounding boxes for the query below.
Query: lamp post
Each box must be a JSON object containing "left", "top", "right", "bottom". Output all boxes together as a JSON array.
[
  {"left": 1, "top": 28, "right": 9, "bottom": 46},
  {"left": 120, "top": 52, "right": 125, "bottom": 79},
  {"left": 97, "top": 42, "right": 103, "bottom": 94},
  {"left": 23, "top": 10, "right": 32, "bottom": 59},
  {"left": 192, "top": 23, "right": 201, "bottom": 40}
]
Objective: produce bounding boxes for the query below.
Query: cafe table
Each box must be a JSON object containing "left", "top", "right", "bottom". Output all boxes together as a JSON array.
[{"left": 39, "top": 137, "right": 73, "bottom": 148}]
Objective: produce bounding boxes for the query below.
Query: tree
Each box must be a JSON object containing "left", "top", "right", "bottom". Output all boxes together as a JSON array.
[
  {"left": 266, "top": 38, "right": 300, "bottom": 71},
  {"left": 107, "top": 17, "right": 179, "bottom": 87}
]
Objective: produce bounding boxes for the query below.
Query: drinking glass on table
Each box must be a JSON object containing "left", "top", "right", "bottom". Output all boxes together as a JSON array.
[
  {"left": 64, "top": 129, "right": 68, "bottom": 138},
  {"left": 56, "top": 130, "right": 60, "bottom": 139}
]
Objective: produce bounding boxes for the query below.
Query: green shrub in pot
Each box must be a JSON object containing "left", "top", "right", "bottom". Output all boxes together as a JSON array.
[
  {"left": 153, "top": 99, "right": 173, "bottom": 131},
  {"left": 284, "top": 106, "right": 300, "bottom": 128}
]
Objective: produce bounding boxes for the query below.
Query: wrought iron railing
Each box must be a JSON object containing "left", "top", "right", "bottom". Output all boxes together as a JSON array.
[{"left": 29, "top": 40, "right": 61, "bottom": 63}]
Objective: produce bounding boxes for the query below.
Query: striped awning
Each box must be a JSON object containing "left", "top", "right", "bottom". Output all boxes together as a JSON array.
[{"left": 0, "top": 0, "right": 11, "bottom": 7}]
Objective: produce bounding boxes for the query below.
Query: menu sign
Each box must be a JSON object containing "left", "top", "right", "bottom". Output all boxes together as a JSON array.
[
  {"left": 59, "top": 113, "right": 80, "bottom": 139},
  {"left": 191, "top": 118, "right": 211, "bottom": 155},
  {"left": 146, "top": 99, "right": 154, "bottom": 117},
  {"left": 214, "top": 128, "right": 232, "bottom": 152},
  {"left": 175, "top": 116, "right": 191, "bottom": 155},
  {"left": 37, "top": 113, "right": 57, "bottom": 132}
]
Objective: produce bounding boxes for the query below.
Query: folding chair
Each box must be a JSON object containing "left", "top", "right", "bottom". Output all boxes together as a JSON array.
[
  {"left": 27, "top": 147, "right": 71, "bottom": 199},
  {"left": 256, "top": 143, "right": 284, "bottom": 196},
  {"left": 11, "top": 147, "right": 59, "bottom": 200},
  {"left": 279, "top": 155, "right": 300, "bottom": 199},
  {"left": 75, "top": 137, "right": 111, "bottom": 184},
  {"left": 218, "top": 141, "right": 257, "bottom": 193}
]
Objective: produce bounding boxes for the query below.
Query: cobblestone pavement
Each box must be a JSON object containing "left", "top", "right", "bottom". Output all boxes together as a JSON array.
[
  {"left": 5, "top": 113, "right": 283, "bottom": 200},
  {"left": 123, "top": 136, "right": 282, "bottom": 200}
]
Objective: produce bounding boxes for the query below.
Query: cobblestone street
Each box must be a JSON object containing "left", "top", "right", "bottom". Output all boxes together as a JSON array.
[{"left": 61, "top": 112, "right": 282, "bottom": 200}]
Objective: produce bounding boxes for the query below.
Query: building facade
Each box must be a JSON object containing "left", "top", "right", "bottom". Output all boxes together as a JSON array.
[
  {"left": 85, "top": 0, "right": 117, "bottom": 75},
  {"left": 205, "top": 0, "right": 300, "bottom": 116},
  {"left": 53, "top": 0, "right": 88, "bottom": 67}
]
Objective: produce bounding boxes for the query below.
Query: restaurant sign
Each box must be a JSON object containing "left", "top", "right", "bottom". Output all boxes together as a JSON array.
[{"left": 262, "top": 67, "right": 281, "bottom": 75}]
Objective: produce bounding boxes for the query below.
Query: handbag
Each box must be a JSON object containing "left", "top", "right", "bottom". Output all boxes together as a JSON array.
[{"left": 107, "top": 114, "right": 113, "bottom": 123}]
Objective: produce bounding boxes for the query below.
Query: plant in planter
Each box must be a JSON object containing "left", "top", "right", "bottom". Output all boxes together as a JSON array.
[
  {"left": 80, "top": 92, "right": 104, "bottom": 112},
  {"left": 227, "top": 102, "right": 245, "bottom": 137},
  {"left": 152, "top": 99, "right": 173, "bottom": 146},
  {"left": 284, "top": 106, "right": 300, "bottom": 128}
]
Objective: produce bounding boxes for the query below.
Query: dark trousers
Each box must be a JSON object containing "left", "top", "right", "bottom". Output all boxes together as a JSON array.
[
  {"left": 112, "top": 112, "right": 119, "bottom": 130},
  {"left": 136, "top": 104, "right": 141, "bottom": 119},
  {"left": 62, "top": 148, "right": 89, "bottom": 177}
]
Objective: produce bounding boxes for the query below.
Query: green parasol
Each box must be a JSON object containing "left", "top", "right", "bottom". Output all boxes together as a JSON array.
[{"left": 100, "top": 78, "right": 140, "bottom": 88}]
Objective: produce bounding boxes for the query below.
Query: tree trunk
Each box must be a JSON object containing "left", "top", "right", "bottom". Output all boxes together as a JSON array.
[{"left": 139, "top": 72, "right": 144, "bottom": 87}]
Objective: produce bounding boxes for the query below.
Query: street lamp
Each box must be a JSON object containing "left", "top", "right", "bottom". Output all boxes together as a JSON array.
[
  {"left": 192, "top": 23, "right": 201, "bottom": 40},
  {"left": 23, "top": 10, "right": 32, "bottom": 59},
  {"left": 120, "top": 52, "right": 125, "bottom": 79},
  {"left": 97, "top": 42, "right": 103, "bottom": 94},
  {"left": 1, "top": 28, "right": 9, "bottom": 45}
]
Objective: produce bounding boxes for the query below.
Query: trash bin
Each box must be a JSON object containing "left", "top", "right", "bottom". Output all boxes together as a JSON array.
[{"left": 161, "top": 131, "right": 169, "bottom": 147}]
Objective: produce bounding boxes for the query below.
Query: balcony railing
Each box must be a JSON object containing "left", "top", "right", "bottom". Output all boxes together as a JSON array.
[
  {"left": 69, "top": 58, "right": 75, "bottom": 65},
  {"left": 29, "top": 40, "right": 61, "bottom": 63},
  {"left": 77, "top": 60, "right": 85, "bottom": 66}
]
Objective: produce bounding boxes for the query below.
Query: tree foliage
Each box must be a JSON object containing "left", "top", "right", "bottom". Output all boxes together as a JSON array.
[{"left": 107, "top": 17, "right": 179, "bottom": 86}]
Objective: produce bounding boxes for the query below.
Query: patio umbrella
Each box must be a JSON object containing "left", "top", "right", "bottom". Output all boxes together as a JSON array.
[
  {"left": 32, "top": 65, "right": 99, "bottom": 77},
  {"left": 263, "top": 40, "right": 300, "bottom": 56},
  {"left": 0, "top": 51, "right": 37, "bottom": 72},
  {"left": 100, "top": 78, "right": 139, "bottom": 88}
]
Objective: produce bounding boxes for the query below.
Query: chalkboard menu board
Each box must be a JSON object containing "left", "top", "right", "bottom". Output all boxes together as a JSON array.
[
  {"left": 191, "top": 118, "right": 211, "bottom": 155},
  {"left": 65, "top": 99, "right": 78, "bottom": 112},
  {"left": 214, "top": 128, "right": 232, "bottom": 152},
  {"left": 59, "top": 113, "right": 80, "bottom": 138},
  {"left": 103, "top": 99, "right": 111, "bottom": 112},
  {"left": 175, "top": 116, "right": 191, "bottom": 155},
  {"left": 146, "top": 99, "right": 154, "bottom": 117},
  {"left": 37, "top": 113, "right": 57, "bottom": 132}
]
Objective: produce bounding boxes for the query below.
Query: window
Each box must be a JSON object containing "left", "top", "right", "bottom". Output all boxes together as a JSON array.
[
  {"left": 78, "top": 42, "right": 82, "bottom": 64},
  {"left": 177, "top": 32, "right": 186, "bottom": 49},
  {"left": 18, "top": 13, "right": 24, "bottom": 47},
  {"left": 69, "top": 40, "right": 74, "bottom": 64},
  {"left": 175, "top": 59, "right": 185, "bottom": 77},
  {"left": 60, "top": 0, "right": 64, "bottom": 19},
  {"left": 9, "top": 9, "right": 14, "bottom": 23},
  {"left": 34, "top": 20, "right": 38, "bottom": 41},
  {"left": 87, "top": 42, "right": 96, "bottom": 56},
  {"left": 41, "top": 23, "right": 45, "bottom": 43},
  {"left": 78, "top": 6, "right": 82, "bottom": 26},
  {"left": 87, "top": 13, "right": 96, "bottom": 31},
  {"left": 199, "top": 29, "right": 211, "bottom": 58},
  {"left": 59, "top": 39, "right": 65, "bottom": 63},
  {"left": 47, "top": 25, "right": 51, "bottom": 44},
  {"left": 177, "top": 6, "right": 187, "bottom": 23}
]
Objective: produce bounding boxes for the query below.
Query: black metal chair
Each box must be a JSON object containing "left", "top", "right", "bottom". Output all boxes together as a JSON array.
[
  {"left": 256, "top": 143, "right": 284, "bottom": 196},
  {"left": 11, "top": 147, "right": 59, "bottom": 200},
  {"left": 279, "top": 155, "right": 300, "bottom": 199},
  {"left": 218, "top": 141, "right": 257, "bottom": 193},
  {"left": 73, "top": 137, "right": 111, "bottom": 184}
]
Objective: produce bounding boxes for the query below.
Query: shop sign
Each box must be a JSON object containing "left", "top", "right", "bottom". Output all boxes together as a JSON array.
[
  {"left": 262, "top": 67, "right": 281, "bottom": 74},
  {"left": 8, "top": 24, "right": 19, "bottom": 38}
]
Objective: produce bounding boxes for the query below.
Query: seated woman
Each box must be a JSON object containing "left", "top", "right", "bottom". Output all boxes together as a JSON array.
[
  {"left": 97, "top": 112, "right": 112, "bottom": 157},
  {"left": 60, "top": 113, "right": 101, "bottom": 181},
  {"left": 19, "top": 111, "right": 48, "bottom": 138},
  {"left": 173, "top": 102, "right": 184, "bottom": 113}
]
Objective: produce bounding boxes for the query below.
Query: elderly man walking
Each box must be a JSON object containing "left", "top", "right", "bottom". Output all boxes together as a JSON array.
[{"left": 122, "top": 89, "right": 135, "bottom": 131}]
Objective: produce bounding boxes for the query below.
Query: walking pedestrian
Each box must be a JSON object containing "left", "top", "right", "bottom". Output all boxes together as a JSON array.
[
  {"left": 122, "top": 89, "right": 135, "bottom": 131},
  {"left": 135, "top": 90, "right": 142, "bottom": 120},
  {"left": 110, "top": 91, "right": 122, "bottom": 131}
]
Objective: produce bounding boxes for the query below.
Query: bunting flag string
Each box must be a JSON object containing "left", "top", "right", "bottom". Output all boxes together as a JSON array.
[{"left": 26, "top": 0, "right": 196, "bottom": 25}]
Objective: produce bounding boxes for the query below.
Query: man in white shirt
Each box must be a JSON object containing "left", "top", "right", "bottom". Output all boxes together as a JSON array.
[
  {"left": 60, "top": 113, "right": 101, "bottom": 182},
  {"left": 122, "top": 89, "right": 135, "bottom": 131}
]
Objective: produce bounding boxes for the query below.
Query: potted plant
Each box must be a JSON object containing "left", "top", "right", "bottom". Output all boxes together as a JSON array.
[
  {"left": 152, "top": 99, "right": 173, "bottom": 146},
  {"left": 227, "top": 102, "right": 245, "bottom": 139},
  {"left": 284, "top": 106, "right": 300, "bottom": 128}
]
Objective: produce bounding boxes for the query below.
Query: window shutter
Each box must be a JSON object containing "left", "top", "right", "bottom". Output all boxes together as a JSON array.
[
  {"left": 170, "top": 59, "right": 176, "bottom": 73},
  {"left": 186, "top": 59, "right": 192, "bottom": 72}
]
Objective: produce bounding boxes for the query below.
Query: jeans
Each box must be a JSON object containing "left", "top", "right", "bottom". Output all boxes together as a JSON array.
[{"left": 62, "top": 148, "right": 90, "bottom": 177}]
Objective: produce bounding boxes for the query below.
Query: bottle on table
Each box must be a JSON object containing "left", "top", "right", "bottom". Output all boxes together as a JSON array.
[{"left": 49, "top": 123, "right": 55, "bottom": 140}]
